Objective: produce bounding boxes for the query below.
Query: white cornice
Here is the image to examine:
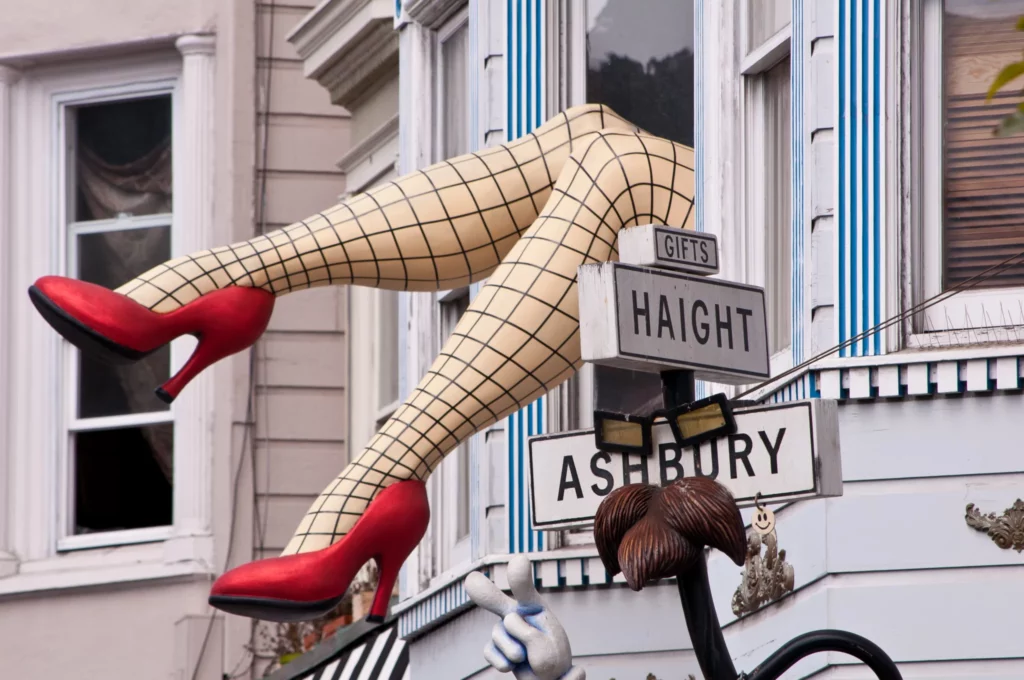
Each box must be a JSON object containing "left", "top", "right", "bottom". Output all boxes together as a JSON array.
[
  {"left": 337, "top": 114, "right": 399, "bottom": 173},
  {"left": 403, "top": 0, "right": 467, "bottom": 28},
  {"left": 287, "top": 0, "right": 398, "bottom": 107}
]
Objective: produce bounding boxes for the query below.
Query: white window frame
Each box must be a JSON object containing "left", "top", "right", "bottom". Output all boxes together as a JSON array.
[
  {"left": 740, "top": 1, "right": 793, "bottom": 376},
  {"left": 418, "top": 4, "right": 474, "bottom": 584},
  {"left": 434, "top": 6, "right": 472, "bottom": 162},
  {"left": 905, "top": 0, "right": 1024, "bottom": 348},
  {"left": 57, "top": 86, "right": 178, "bottom": 552},
  {"left": 2, "top": 50, "right": 216, "bottom": 595}
]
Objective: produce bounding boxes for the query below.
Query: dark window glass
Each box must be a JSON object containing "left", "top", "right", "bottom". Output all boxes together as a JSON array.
[
  {"left": 73, "top": 424, "right": 174, "bottom": 534},
  {"left": 73, "top": 95, "right": 173, "bottom": 222},
  {"left": 586, "top": 0, "right": 695, "bottom": 146}
]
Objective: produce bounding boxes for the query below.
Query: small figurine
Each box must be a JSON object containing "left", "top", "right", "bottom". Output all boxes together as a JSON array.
[{"left": 465, "top": 555, "right": 585, "bottom": 680}]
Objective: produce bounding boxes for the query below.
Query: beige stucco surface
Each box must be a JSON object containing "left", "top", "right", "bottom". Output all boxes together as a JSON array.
[
  {"left": 0, "top": 0, "right": 216, "bottom": 60},
  {"left": 0, "top": 580, "right": 216, "bottom": 678}
]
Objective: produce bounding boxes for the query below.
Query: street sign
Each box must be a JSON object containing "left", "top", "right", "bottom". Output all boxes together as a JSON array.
[
  {"left": 617, "top": 224, "right": 720, "bottom": 276},
  {"left": 578, "top": 262, "right": 770, "bottom": 383},
  {"left": 528, "top": 400, "right": 842, "bottom": 530}
]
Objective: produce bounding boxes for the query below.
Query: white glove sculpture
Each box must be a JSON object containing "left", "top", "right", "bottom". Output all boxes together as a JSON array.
[{"left": 464, "top": 555, "right": 585, "bottom": 680}]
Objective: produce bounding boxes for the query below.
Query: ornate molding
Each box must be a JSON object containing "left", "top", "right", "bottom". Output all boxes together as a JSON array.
[
  {"left": 318, "top": 21, "right": 398, "bottom": 107},
  {"left": 403, "top": 0, "right": 466, "bottom": 28},
  {"left": 965, "top": 499, "right": 1024, "bottom": 553},
  {"left": 731, "top": 530, "right": 795, "bottom": 617},
  {"left": 287, "top": 0, "right": 398, "bottom": 108}
]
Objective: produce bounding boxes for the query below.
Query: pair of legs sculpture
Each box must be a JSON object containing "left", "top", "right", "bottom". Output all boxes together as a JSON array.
[{"left": 30, "top": 104, "right": 696, "bottom": 622}]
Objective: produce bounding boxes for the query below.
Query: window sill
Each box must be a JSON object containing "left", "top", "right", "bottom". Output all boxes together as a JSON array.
[{"left": 0, "top": 535, "right": 215, "bottom": 598}]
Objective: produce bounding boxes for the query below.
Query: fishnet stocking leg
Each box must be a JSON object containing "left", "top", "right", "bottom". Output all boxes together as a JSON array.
[
  {"left": 114, "top": 104, "right": 639, "bottom": 312},
  {"left": 283, "top": 130, "right": 696, "bottom": 555}
]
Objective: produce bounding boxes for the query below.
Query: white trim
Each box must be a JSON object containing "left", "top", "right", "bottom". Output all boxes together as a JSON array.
[
  {"left": 55, "top": 80, "right": 179, "bottom": 551},
  {"left": 740, "top": 23, "right": 792, "bottom": 75},
  {"left": 57, "top": 525, "right": 173, "bottom": 553},
  {"left": 0, "top": 550, "right": 211, "bottom": 597},
  {"left": 68, "top": 411, "right": 174, "bottom": 432},
  {"left": 905, "top": 0, "right": 1024, "bottom": 347},
  {"left": 4, "top": 48, "right": 221, "bottom": 591}
]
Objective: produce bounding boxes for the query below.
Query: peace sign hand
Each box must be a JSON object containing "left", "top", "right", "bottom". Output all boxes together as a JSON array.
[{"left": 464, "top": 555, "right": 585, "bottom": 680}]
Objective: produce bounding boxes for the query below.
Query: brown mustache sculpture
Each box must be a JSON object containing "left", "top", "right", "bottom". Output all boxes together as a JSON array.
[{"left": 594, "top": 477, "right": 747, "bottom": 589}]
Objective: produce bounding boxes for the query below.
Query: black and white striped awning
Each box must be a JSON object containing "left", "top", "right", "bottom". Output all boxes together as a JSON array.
[{"left": 267, "top": 620, "right": 408, "bottom": 680}]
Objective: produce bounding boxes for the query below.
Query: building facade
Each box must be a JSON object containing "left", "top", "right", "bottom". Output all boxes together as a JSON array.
[
  {"left": 362, "top": 1, "right": 1023, "bottom": 679},
  {"left": 0, "top": 1, "right": 356, "bottom": 677}
]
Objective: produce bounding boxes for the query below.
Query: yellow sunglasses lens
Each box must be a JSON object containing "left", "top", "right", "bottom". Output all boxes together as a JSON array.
[
  {"left": 598, "top": 418, "right": 645, "bottom": 448},
  {"left": 674, "top": 403, "right": 727, "bottom": 440}
]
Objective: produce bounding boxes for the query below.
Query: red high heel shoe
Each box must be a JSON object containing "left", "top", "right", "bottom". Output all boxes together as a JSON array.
[
  {"left": 209, "top": 479, "right": 430, "bottom": 623},
  {"left": 28, "top": 276, "right": 275, "bottom": 404}
]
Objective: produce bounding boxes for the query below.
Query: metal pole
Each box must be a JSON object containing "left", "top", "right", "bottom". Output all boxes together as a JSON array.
[
  {"left": 741, "top": 630, "right": 904, "bottom": 680},
  {"left": 660, "top": 369, "right": 738, "bottom": 680},
  {"left": 675, "top": 555, "right": 738, "bottom": 680}
]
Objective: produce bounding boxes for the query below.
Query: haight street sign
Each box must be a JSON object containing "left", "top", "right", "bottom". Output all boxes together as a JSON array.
[
  {"left": 578, "top": 262, "right": 770, "bottom": 384},
  {"left": 528, "top": 400, "right": 842, "bottom": 531},
  {"left": 617, "top": 224, "right": 720, "bottom": 276}
]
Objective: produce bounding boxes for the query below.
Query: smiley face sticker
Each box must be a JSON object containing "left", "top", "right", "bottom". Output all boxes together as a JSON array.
[{"left": 752, "top": 506, "right": 776, "bottom": 536}]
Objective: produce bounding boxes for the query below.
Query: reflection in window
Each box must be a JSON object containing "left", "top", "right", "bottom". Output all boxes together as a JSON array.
[
  {"left": 942, "top": 3, "right": 1024, "bottom": 289},
  {"left": 586, "top": 0, "right": 695, "bottom": 146},
  {"left": 66, "top": 94, "right": 175, "bottom": 537}
]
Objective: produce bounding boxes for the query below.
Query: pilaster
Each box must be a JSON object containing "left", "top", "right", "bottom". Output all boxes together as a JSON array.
[
  {"left": 166, "top": 35, "right": 217, "bottom": 561},
  {"left": 0, "top": 64, "right": 21, "bottom": 577}
]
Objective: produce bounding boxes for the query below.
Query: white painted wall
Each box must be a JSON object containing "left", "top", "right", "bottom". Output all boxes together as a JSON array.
[
  {"left": 0, "top": 0, "right": 216, "bottom": 60},
  {"left": 408, "top": 394, "right": 1024, "bottom": 680}
]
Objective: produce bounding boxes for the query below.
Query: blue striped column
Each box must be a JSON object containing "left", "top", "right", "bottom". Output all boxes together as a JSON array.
[
  {"left": 693, "top": 0, "right": 709, "bottom": 401},
  {"left": 506, "top": 0, "right": 547, "bottom": 554},
  {"left": 791, "top": 0, "right": 807, "bottom": 364},
  {"left": 838, "top": 0, "right": 884, "bottom": 357}
]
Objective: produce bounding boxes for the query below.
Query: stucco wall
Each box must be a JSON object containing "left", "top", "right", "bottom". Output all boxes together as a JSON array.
[
  {"left": 0, "top": 0, "right": 215, "bottom": 60},
  {"left": 0, "top": 580, "right": 220, "bottom": 679}
]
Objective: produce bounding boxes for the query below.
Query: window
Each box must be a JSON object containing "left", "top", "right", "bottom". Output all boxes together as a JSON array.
[
  {"left": 419, "top": 7, "right": 473, "bottom": 581},
  {"left": 551, "top": 0, "right": 698, "bottom": 546},
  {"left": 914, "top": 0, "right": 1024, "bottom": 342},
  {"left": 420, "top": 288, "right": 472, "bottom": 580},
  {"left": 437, "top": 7, "right": 471, "bottom": 160},
  {"left": 584, "top": 0, "right": 696, "bottom": 146},
  {"left": 375, "top": 290, "right": 402, "bottom": 429},
  {"left": 741, "top": 0, "right": 792, "bottom": 364},
  {"left": 61, "top": 94, "right": 176, "bottom": 548}
]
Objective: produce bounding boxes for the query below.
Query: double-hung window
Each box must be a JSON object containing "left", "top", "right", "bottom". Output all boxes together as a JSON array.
[
  {"left": 61, "top": 91, "right": 177, "bottom": 549},
  {"left": 741, "top": 0, "right": 792, "bottom": 368},
  {"left": 418, "top": 3, "right": 474, "bottom": 583},
  {"left": 550, "top": 0, "right": 698, "bottom": 544},
  {"left": 911, "top": 0, "right": 1024, "bottom": 344}
]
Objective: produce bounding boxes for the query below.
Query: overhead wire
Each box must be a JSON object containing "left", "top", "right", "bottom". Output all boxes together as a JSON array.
[
  {"left": 735, "top": 246, "right": 1024, "bottom": 401},
  {"left": 188, "top": 1, "right": 276, "bottom": 679}
]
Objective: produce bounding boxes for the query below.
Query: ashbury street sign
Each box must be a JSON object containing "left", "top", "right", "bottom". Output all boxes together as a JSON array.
[
  {"left": 578, "top": 262, "right": 771, "bottom": 384},
  {"left": 529, "top": 400, "right": 842, "bottom": 530}
]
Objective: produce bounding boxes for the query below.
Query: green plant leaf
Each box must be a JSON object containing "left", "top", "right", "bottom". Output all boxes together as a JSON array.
[
  {"left": 279, "top": 653, "right": 302, "bottom": 666},
  {"left": 1016, "top": 15, "right": 1024, "bottom": 31},
  {"left": 994, "top": 103, "right": 1024, "bottom": 136},
  {"left": 987, "top": 61, "right": 1024, "bottom": 101}
]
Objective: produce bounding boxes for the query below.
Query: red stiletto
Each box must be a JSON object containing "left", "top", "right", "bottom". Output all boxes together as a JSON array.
[
  {"left": 208, "top": 480, "right": 430, "bottom": 623},
  {"left": 28, "top": 276, "right": 275, "bottom": 404}
]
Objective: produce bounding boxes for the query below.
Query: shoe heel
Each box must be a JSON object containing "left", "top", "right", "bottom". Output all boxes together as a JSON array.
[
  {"left": 367, "top": 556, "right": 401, "bottom": 623},
  {"left": 155, "top": 287, "right": 275, "bottom": 403}
]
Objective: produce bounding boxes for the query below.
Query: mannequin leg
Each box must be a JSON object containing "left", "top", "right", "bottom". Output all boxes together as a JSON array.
[
  {"left": 114, "top": 105, "right": 640, "bottom": 312},
  {"left": 283, "top": 129, "right": 696, "bottom": 554}
]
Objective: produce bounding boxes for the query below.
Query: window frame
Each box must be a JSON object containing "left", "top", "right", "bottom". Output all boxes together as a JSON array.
[
  {"left": 434, "top": 6, "right": 472, "bottom": 163},
  {"left": 429, "top": 286, "right": 472, "bottom": 575},
  {"left": 56, "top": 85, "right": 179, "bottom": 551},
  {"left": 1, "top": 49, "right": 220, "bottom": 593},
  {"left": 904, "top": 0, "right": 1024, "bottom": 348},
  {"left": 739, "top": 0, "right": 793, "bottom": 376}
]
